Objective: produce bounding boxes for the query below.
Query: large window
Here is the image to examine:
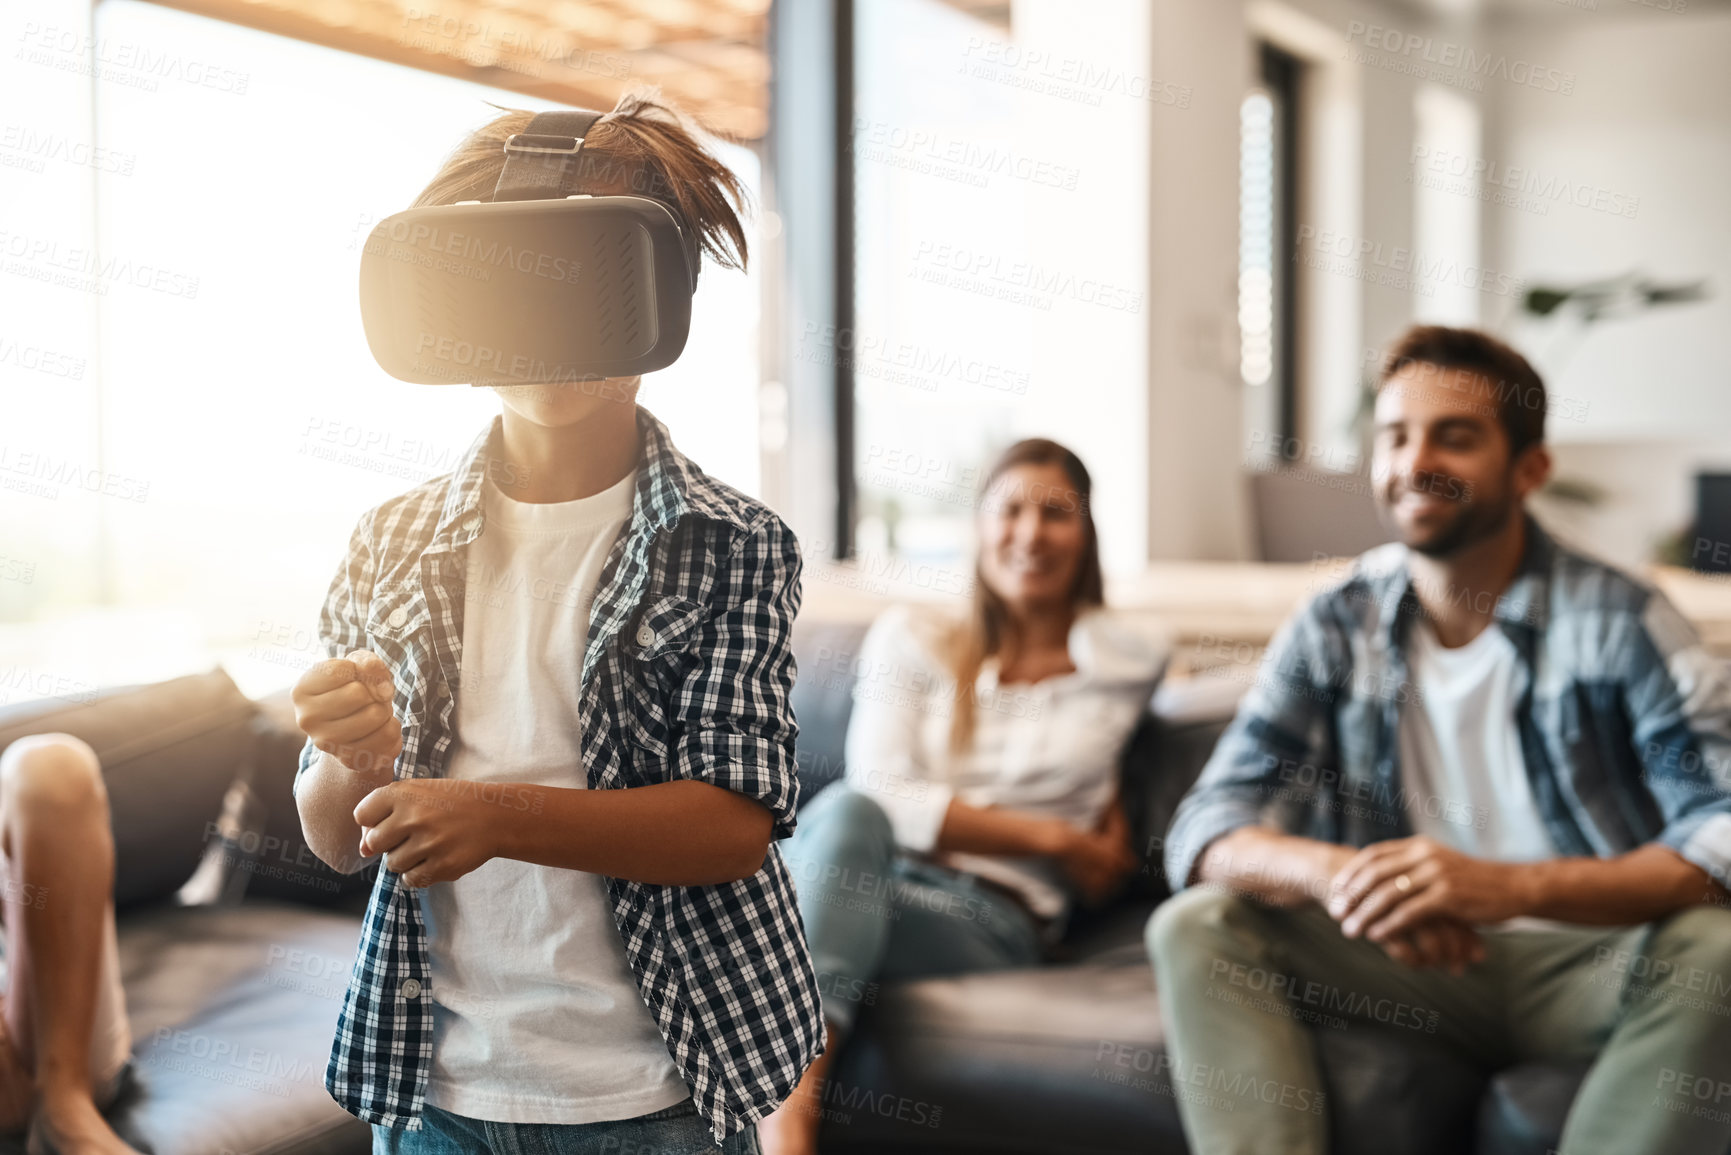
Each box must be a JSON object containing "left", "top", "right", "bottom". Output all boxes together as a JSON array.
[
  {"left": 1240, "top": 41, "right": 1299, "bottom": 468},
  {"left": 0, "top": 0, "right": 761, "bottom": 700},
  {"left": 848, "top": 0, "right": 1023, "bottom": 568}
]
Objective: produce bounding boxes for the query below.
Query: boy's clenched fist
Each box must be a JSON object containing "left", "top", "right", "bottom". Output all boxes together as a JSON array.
[{"left": 292, "top": 649, "right": 403, "bottom": 780}]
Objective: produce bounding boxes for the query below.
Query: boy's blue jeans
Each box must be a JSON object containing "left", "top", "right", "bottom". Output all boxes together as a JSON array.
[
  {"left": 779, "top": 784, "right": 1044, "bottom": 1035},
  {"left": 372, "top": 1097, "right": 760, "bottom": 1155}
]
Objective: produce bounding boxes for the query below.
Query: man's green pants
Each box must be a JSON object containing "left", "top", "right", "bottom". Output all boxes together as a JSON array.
[{"left": 1146, "top": 886, "right": 1731, "bottom": 1155}]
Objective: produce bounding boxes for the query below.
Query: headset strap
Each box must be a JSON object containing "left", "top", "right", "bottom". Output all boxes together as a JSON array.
[
  {"left": 491, "top": 107, "right": 700, "bottom": 290},
  {"left": 492, "top": 109, "right": 605, "bottom": 202}
]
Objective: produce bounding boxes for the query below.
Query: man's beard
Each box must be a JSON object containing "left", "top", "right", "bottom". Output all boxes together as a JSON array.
[{"left": 1382, "top": 472, "right": 1516, "bottom": 558}]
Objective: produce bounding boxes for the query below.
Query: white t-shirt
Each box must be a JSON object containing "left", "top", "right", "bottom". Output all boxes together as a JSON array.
[
  {"left": 1398, "top": 619, "right": 1560, "bottom": 931},
  {"left": 840, "top": 604, "right": 1169, "bottom": 925},
  {"left": 419, "top": 467, "right": 691, "bottom": 1124}
]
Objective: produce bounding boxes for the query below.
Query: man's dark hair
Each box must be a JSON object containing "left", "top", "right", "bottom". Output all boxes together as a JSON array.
[{"left": 1378, "top": 325, "right": 1546, "bottom": 457}]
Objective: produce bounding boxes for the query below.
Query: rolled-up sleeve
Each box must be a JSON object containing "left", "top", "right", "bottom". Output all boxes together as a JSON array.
[
  {"left": 1625, "top": 590, "right": 1731, "bottom": 886},
  {"left": 1163, "top": 599, "right": 1342, "bottom": 891},
  {"left": 841, "top": 606, "right": 954, "bottom": 853},
  {"left": 293, "top": 510, "right": 376, "bottom": 797},
  {"left": 669, "top": 514, "right": 805, "bottom": 841}
]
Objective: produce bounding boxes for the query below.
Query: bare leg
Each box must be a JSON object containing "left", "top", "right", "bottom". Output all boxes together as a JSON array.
[
  {"left": 0, "top": 984, "right": 28, "bottom": 1132},
  {"left": 756, "top": 1020, "right": 838, "bottom": 1155},
  {"left": 0, "top": 734, "right": 139, "bottom": 1154}
]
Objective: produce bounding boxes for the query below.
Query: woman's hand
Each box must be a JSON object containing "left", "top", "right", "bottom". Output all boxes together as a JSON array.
[{"left": 1049, "top": 809, "right": 1140, "bottom": 905}]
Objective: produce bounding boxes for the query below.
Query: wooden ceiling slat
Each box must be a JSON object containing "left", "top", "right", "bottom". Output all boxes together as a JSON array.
[{"left": 142, "top": 0, "right": 767, "bottom": 139}]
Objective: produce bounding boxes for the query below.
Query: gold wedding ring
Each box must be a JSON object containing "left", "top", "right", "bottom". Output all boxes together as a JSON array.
[{"left": 1395, "top": 874, "right": 1413, "bottom": 892}]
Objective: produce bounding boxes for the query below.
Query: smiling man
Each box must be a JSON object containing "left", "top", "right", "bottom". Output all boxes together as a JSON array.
[{"left": 1147, "top": 325, "right": 1731, "bottom": 1155}]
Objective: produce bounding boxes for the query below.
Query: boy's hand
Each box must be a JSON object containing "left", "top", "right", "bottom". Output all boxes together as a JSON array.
[
  {"left": 292, "top": 649, "right": 403, "bottom": 780},
  {"left": 354, "top": 779, "right": 500, "bottom": 888}
]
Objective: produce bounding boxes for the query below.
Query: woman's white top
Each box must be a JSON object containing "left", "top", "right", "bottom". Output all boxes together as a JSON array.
[{"left": 840, "top": 603, "right": 1170, "bottom": 924}]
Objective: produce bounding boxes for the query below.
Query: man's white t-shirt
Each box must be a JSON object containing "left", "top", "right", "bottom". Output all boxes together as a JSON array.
[
  {"left": 418, "top": 468, "right": 691, "bottom": 1123},
  {"left": 1397, "top": 618, "right": 1561, "bottom": 931}
]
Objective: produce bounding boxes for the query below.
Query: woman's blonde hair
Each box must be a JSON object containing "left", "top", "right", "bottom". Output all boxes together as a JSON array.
[
  {"left": 945, "top": 438, "right": 1105, "bottom": 754},
  {"left": 409, "top": 89, "right": 750, "bottom": 273}
]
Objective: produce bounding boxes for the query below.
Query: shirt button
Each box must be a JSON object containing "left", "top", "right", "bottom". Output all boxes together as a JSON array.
[
  {"left": 635, "top": 625, "right": 655, "bottom": 647},
  {"left": 388, "top": 607, "right": 408, "bottom": 629},
  {"left": 462, "top": 514, "right": 482, "bottom": 534},
  {"left": 399, "top": 979, "right": 423, "bottom": 999},
  {"left": 436, "top": 683, "right": 451, "bottom": 698}
]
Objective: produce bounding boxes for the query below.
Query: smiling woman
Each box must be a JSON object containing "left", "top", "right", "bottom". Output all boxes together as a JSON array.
[{"left": 761, "top": 436, "right": 1168, "bottom": 1155}]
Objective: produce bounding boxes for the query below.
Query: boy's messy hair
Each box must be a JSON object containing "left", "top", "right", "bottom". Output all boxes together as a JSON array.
[{"left": 409, "top": 88, "right": 750, "bottom": 274}]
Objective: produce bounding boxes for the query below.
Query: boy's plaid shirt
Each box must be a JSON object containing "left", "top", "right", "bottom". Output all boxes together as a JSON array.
[
  {"left": 1165, "top": 516, "right": 1731, "bottom": 894},
  {"left": 295, "top": 406, "right": 824, "bottom": 1142}
]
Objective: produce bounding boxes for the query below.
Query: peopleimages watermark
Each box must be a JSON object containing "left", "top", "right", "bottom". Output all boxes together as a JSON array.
[
  {"left": 0, "top": 228, "right": 199, "bottom": 300},
  {"left": 15, "top": 22, "right": 251, "bottom": 95},
  {"left": 407, "top": 336, "right": 651, "bottom": 390},
  {"left": 1188, "top": 631, "right": 1433, "bottom": 710},
  {"left": 0, "top": 333, "right": 87, "bottom": 380},
  {"left": 144, "top": 1028, "right": 316, "bottom": 1099},
  {"left": 0, "top": 124, "right": 136, "bottom": 176},
  {"left": 1263, "top": 754, "right": 1492, "bottom": 834},
  {"left": 397, "top": 7, "right": 632, "bottom": 81},
  {"left": 0, "top": 444, "right": 150, "bottom": 503},
  {"left": 859, "top": 442, "right": 1093, "bottom": 517},
  {"left": 908, "top": 239, "right": 1144, "bottom": 314},
  {"left": 805, "top": 536, "right": 975, "bottom": 600},
  {"left": 798, "top": 322, "right": 1030, "bottom": 396},
  {"left": 361, "top": 221, "right": 584, "bottom": 285},
  {"left": 1591, "top": 944, "right": 1731, "bottom": 1018},
  {"left": 851, "top": 116, "right": 1081, "bottom": 192},
  {"left": 1094, "top": 1042, "right": 1327, "bottom": 1114},
  {"left": 1655, "top": 1066, "right": 1731, "bottom": 1125},
  {"left": 1342, "top": 21, "right": 1575, "bottom": 96},
  {"left": 806, "top": 644, "right": 1044, "bottom": 725},
  {"left": 1295, "top": 225, "right": 1525, "bottom": 299},
  {"left": 300, "top": 417, "right": 531, "bottom": 490},
  {"left": 1358, "top": 347, "right": 1592, "bottom": 425},
  {"left": 0, "top": 554, "right": 36, "bottom": 586},
  {"left": 958, "top": 37, "right": 1192, "bottom": 109},
  {"left": 1207, "top": 957, "right": 1441, "bottom": 1033},
  {"left": 1408, "top": 145, "right": 1639, "bottom": 221},
  {"left": 788, "top": 856, "right": 996, "bottom": 927}
]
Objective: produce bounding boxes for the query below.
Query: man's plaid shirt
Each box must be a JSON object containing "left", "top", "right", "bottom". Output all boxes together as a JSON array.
[
  {"left": 295, "top": 406, "right": 824, "bottom": 1142},
  {"left": 1166, "top": 516, "right": 1731, "bottom": 893}
]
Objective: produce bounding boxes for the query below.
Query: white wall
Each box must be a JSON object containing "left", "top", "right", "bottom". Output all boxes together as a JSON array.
[{"left": 1484, "top": 9, "right": 1731, "bottom": 443}]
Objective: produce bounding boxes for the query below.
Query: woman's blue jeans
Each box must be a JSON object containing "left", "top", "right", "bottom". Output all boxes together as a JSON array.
[{"left": 779, "top": 784, "right": 1043, "bottom": 1035}]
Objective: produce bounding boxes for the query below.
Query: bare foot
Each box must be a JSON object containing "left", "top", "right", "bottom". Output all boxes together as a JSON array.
[
  {"left": 29, "top": 1094, "right": 142, "bottom": 1155},
  {"left": 0, "top": 1027, "right": 32, "bottom": 1134}
]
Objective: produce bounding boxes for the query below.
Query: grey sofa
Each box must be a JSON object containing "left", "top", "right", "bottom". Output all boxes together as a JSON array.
[
  {"left": 789, "top": 618, "right": 1597, "bottom": 1155},
  {"left": 0, "top": 619, "right": 1604, "bottom": 1154},
  {"left": 0, "top": 669, "right": 373, "bottom": 1155}
]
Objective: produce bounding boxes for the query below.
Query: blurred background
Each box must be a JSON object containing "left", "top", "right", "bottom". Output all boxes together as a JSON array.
[{"left": 3, "top": 0, "right": 1730, "bottom": 701}]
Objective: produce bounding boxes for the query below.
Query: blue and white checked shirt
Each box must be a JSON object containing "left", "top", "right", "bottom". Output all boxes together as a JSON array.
[
  {"left": 1166, "top": 516, "right": 1731, "bottom": 893},
  {"left": 296, "top": 406, "right": 825, "bottom": 1142}
]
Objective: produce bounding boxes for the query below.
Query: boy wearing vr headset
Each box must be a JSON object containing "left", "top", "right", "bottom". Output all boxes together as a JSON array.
[{"left": 291, "top": 93, "right": 821, "bottom": 1153}]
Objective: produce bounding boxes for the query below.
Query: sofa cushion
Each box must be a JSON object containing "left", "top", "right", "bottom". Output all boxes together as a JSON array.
[
  {"left": 236, "top": 691, "right": 379, "bottom": 908},
  {"left": 0, "top": 669, "right": 256, "bottom": 910},
  {"left": 789, "top": 618, "right": 871, "bottom": 808},
  {"left": 108, "top": 901, "right": 369, "bottom": 1155},
  {"left": 821, "top": 956, "right": 1176, "bottom": 1154}
]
